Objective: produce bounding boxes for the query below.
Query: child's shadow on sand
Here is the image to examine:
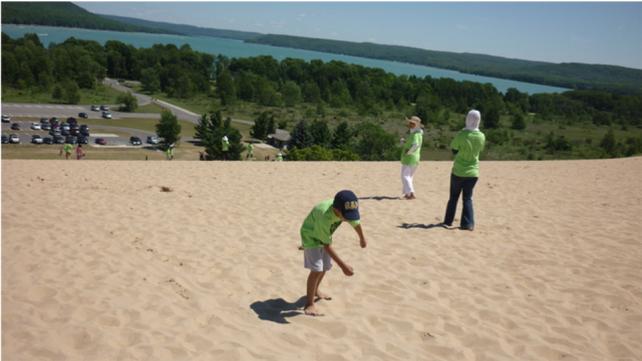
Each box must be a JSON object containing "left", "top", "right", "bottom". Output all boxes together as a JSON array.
[
  {"left": 359, "top": 195, "right": 401, "bottom": 201},
  {"left": 250, "top": 296, "right": 307, "bottom": 324}
]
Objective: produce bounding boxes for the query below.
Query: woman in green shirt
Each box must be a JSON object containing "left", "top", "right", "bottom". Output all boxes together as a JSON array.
[
  {"left": 443, "top": 110, "right": 485, "bottom": 230},
  {"left": 400, "top": 116, "right": 424, "bottom": 200}
]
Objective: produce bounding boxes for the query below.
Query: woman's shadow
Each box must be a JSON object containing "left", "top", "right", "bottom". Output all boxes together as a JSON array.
[{"left": 250, "top": 296, "right": 307, "bottom": 324}]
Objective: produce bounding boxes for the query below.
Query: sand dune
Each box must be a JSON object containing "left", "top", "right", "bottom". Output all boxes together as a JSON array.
[{"left": 2, "top": 158, "right": 641, "bottom": 360}]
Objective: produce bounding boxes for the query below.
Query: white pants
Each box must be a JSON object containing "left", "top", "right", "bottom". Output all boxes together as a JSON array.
[{"left": 401, "top": 165, "right": 418, "bottom": 195}]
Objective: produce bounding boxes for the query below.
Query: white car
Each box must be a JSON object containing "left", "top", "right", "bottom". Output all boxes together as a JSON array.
[
  {"left": 31, "top": 135, "right": 43, "bottom": 144},
  {"left": 30, "top": 122, "right": 42, "bottom": 130},
  {"left": 102, "top": 111, "right": 112, "bottom": 119},
  {"left": 1, "top": 115, "right": 10, "bottom": 123},
  {"left": 146, "top": 136, "right": 160, "bottom": 144},
  {"left": 9, "top": 134, "right": 20, "bottom": 144}
]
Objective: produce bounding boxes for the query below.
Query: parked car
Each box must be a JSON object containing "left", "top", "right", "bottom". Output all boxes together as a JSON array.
[
  {"left": 100, "top": 105, "right": 110, "bottom": 111},
  {"left": 95, "top": 138, "right": 107, "bottom": 145},
  {"left": 31, "top": 135, "right": 43, "bottom": 144},
  {"left": 80, "top": 129, "right": 90, "bottom": 137},
  {"left": 80, "top": 124, "right": 89, "bottom": 131},
  {"left": 2, "top": 115, "right": 11, "bottom": 123},
  {"left": 9, "top": 134, "right": 20, "bottom": 144},
  {"left": 30, "top": 122, "right": 42, "bottom": 130},
  {"left": 11, "top": 123, "right": 20, "bottom": 131},
  {"left": 130, "top": 136, "right": 143, "bottom": 145},
  {"left": 53, "top": 135, "right": 65, "bottom": 144},
  {"left": 60, "top": 129, "right": 70, "bottom": 136},
  {"left": 67, "top": 117, "right": 77, "bottom": 126},
  {"left": 61, "top": 123, "right": 70, "bottom": 131},
  {"left": 78, "top": 112, "right": 88, "bottom": 119},
  {"left": 43, "top": 136, "right": 53, "bottom": 145},
  {"left": 146, "top": 136, "right": 160, "bottom": 144},
  {"left": 40, "top": 117, "right": 49, "bottom": 124},
  {"left": 91, "top": 105, "right": 100, "bottom": 111},
  {"left": 102, "top": 111, "right": 112, "bottom": 119},
  {"left": 1, "top": 135, "right": 9, "bottom": 144},
  {"left": 49, "top": 117, "right": 59, "bottom": 124},
  {"left": 65, "top": 136, "right": 78, "bottom": 145},
  {"left": 77, "top": 135, "right": 89, "bottom": 144},
  {"left": 41, "top": 123, "right": 52, "bottom": 131}
]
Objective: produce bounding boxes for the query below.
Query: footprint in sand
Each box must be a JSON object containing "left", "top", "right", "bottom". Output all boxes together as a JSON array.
[{"left": 165, "top": 278, "right": 190, "bottom": 300}]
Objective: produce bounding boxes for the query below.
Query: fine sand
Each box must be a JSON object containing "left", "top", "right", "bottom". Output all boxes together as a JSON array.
[{"left": 2, "top": 158, "right": 641, "bottom": 361}]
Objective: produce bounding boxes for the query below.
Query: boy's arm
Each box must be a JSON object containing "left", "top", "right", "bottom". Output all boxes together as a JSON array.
[
  {"left": 323, "top": 244, "right": 353, "bottom": 276},
  {"left": 353, "top": 224, "right": 367, "bottom": 248}
]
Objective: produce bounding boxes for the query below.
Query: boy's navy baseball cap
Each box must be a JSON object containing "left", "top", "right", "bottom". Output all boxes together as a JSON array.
[{"left": 333, "top": 190, "right": 360, "bottom": 221}]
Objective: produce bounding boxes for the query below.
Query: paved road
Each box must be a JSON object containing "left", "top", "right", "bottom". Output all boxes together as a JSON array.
[{"left": 1, "top": 103, "right": 160, "bottom": 121}]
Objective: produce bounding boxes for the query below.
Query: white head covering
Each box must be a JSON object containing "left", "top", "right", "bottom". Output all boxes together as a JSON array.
[
  {"left": 222, "top": 135, "right": 229, "bottom": 142},
  {"left": 465, "top": 110, "right": 481, "bottom": 131}
]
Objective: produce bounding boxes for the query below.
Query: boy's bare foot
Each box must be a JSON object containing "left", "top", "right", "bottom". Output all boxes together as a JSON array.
[
  {"left": 304, "top": 304, "right": 324, "bottom": 316},
  {"left": 315, "top": 291, "right": 332, "bottom": 301}
]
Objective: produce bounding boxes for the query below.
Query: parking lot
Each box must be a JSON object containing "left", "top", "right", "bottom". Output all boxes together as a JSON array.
[{"left": 2, "top": 117, "right": 158, "bottom": 147}]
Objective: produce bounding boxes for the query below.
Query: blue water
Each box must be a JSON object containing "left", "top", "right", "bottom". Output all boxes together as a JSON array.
[{"left": 3, "top": 24, "right": 568, "bottom": 94}]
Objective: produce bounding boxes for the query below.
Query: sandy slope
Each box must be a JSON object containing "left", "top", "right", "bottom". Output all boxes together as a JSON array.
[{"left": 2, "top": 158, "right": 641, "bottom": 361}]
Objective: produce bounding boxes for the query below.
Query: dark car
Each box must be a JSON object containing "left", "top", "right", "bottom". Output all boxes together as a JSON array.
[
  {"left": 40, "top": 117, "right": 49, "bottom": 124},
  {"left": 1, "top": 135, "right": 8, "bottom": 144},
  {"left": 78, "top": 112, "right": 88, "bottom": 119},
  {"left": 53, "top": 135, "right": 65, "bottom": 144},
  {"left": 91, "top": 105, "right": 100, "bottom": 111},
  {"left": 100, "top": 105, "right": 110, "bottom": 111},
  {"left": 65, "top": 136, "right": 78, "bottom": 145},
  {"left": 77, "top": 135, "right": 89, "bottom": 144},
  {"left": 10, "top": 123, "right": 20, "bottom": 131},
  {"left": 41, "top": 123, "right": 52, "bottom": 131},
  {"left": 130, "top": 136, "right": 142, "bottom": 145},
  {"left": 43, "top": 136, "right": 53, "bottom": 145},
  {"left": 49, "top": 128, "right": 61, "bottom": 136},
  {"left": 95, "top": 138, "right": 107, "bottom": 145},
  {"left": 80, "top": 129, "right": 90, "bottom": 137},
  {"left": 60, "top": 129, "right": 70, "bottom": 136},
  {"left": 49, "top": 117, "right": 59, "bottom": 124}
]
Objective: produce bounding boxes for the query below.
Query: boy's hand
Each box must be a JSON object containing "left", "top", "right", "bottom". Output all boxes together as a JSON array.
[
  {"left": 341, "top": 264, "right": 354, "bottom": 276},
  {"left": 360, "top": 238, "right": 367, "bottom": 248}
]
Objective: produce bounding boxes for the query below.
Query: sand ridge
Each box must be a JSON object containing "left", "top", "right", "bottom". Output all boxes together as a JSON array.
[{"left": 2, "top": 158, "right": 641, "bottom": 360}]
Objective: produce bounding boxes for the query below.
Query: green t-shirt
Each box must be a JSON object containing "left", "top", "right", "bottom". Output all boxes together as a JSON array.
[
  {"left": 247, "top": 143, "right": 254, "bottom": 153},
  {"left": 451, "top": 130, "right": 485, "bottom": 177},
  {"left": 222, "top": 139, "right": 229, "bottom": 151},
  {"left": 300, "top": 199, "right": 361, "bottom": 249},
  {"left": 63, "top": 144, "right": 73, "bottom": 153},
  {"left": 400, "top": 130, "right": 423, "bottom": 166}
]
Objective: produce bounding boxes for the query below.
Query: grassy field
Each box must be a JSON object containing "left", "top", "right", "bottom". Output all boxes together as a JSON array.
[
  {"left": 2, "top": 85, "right": 123, "bottom": 105},
  {"left": 134, "top": 102, "right": 164, "bottom": 113}
]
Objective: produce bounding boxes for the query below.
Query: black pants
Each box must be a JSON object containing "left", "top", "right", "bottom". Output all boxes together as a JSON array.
[{"left": 444, "top": 174, "right": 478, "bottom": 229}]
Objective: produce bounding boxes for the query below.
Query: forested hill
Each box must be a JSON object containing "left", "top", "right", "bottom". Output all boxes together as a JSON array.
[
  {"left": 248, "top": 34, "right": 642, "bottom": 95},
  {"left": 102, "top": 15, "right": 263, "bottom": 41},
  {"left": 0, "top": 2, "right": 180, "bottom": 35}
]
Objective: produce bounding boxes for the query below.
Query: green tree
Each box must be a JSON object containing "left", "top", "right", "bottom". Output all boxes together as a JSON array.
[
  {"left": 52, "top": 84, "right": 64, "bottom": 100},
  {"left": 600, "top": 128, "right": 616, "bottom": 155},
  {"left": 141, "top": 68, "right": 160, "bottom": 93},
  {"left": 198, "top": 112, "right": 244, "bottom": 160},
  {"left": 309, "top": 119, "right": 331, "bottom": 147},
  {"left": 290, "top": 119, "right": 312, "bottom": 149},
  {"left": 156, "top": 110, "right": 181, "bottom": 148},
  {"left": 354, "top": 122, "right": 399, "bottom": 160},
  {"left": 216, "top": 68, "right": 236, "bottom": 105},
  {"left": 117, "top": 92, "right": 138, "bottom": 112},
  {"left": 250, "top": 111, "right": 276, "bottom": 140},
  {"left": 511, "top": 113, "right": 526, "bottom": 130},
  {"left": 331, "top": 121, "right": 353, "bottom": 149},
  {"left": 281, "top": 80, "right": 302, "bottom": 107},
  {"left": 63, "top": 80, "right": 80, "bottom": 104}
]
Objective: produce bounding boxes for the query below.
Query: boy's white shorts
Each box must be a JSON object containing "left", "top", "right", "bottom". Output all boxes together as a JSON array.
[{"left": 303, "top": 247, "right": 332, "bottom": 272}]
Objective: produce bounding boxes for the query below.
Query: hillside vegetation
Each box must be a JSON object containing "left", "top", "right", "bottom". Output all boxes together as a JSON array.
[
  {"left": 1, "top": 2, "right": 179, "bottom": 35},
  {"left": 248, "top": 34, "right": 642, "bottom": 95}
]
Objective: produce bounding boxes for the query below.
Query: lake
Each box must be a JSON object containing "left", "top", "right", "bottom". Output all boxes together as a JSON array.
[{"left": 3, "top": 24, "right": 568, "bottom": 94}]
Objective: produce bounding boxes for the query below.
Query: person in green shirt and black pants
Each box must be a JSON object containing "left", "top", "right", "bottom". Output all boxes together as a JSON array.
[
  {"left": 443, "top": 110, "right": 485, "bottom": 231},
  {"left": 400, "top": 116, "right": 424, "bottom": 200}
]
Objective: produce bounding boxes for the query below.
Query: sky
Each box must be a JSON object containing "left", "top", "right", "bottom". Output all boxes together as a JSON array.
[{"left": 77, "top": 2, "right": 642, "bottom": 69}]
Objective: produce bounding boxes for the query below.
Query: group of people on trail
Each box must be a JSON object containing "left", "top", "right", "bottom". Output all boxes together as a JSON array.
[
  {"left": 60, "top": 143, "right": 85, "bottom": 160},
  {"left": 299, "top": 109, "right": 485, "bottom": 316}
]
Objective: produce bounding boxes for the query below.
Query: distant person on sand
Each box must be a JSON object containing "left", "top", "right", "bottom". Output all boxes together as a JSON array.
[
  {"left": 221, "top": 135, "right": 230, "bottom": 160},
  {"left": 276, "top": 151, "right": 283, "bottom": 161},
  {"left": 63, "top": 143, "right": 73, "bottom": 160},
  {"left": 246, "top": 142, "right": 254, "bottom": 160},
  {"left": 75, "top": 144, "right": 85, "bottom": 160},
  {"left": 300, "top": 190, "right": 367, "bottom": 316},
  {"left": 166, "top": 144, "right": 174, "bottom": 160},
  {"left": 400, "top": 116, "right": 424, "bottom": 200},
  {"left": 442, "top": 110, "right": 486, "bottom": 231}
]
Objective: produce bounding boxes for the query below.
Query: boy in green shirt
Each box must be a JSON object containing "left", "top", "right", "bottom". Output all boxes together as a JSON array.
[{"left": 300, "top": 190, "right": 367, "bottom": 316}]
